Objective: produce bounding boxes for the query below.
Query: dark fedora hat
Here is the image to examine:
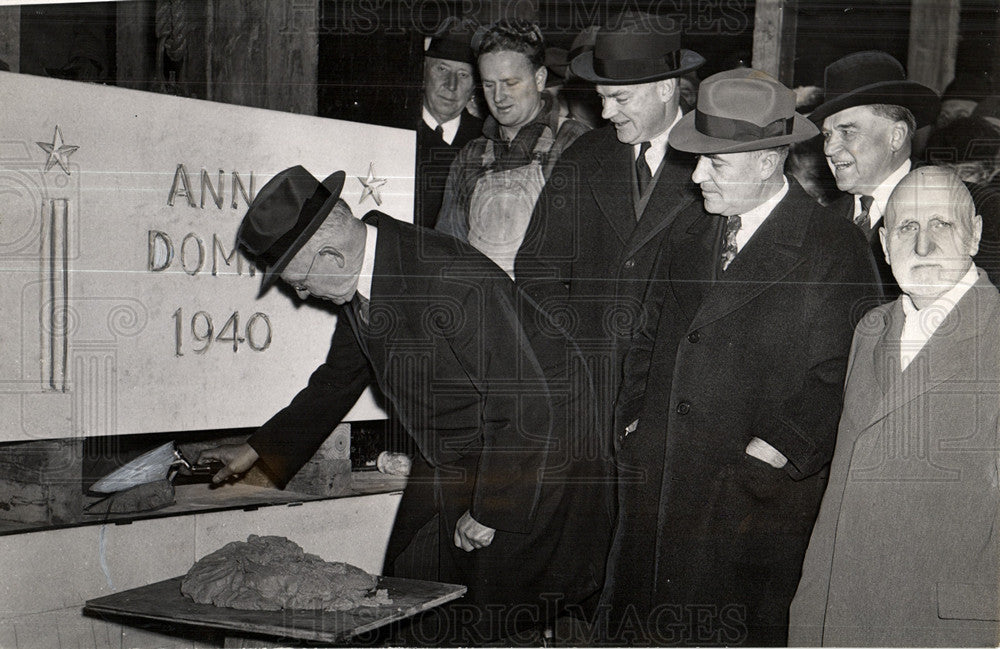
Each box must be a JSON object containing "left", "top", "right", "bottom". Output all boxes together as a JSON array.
[
  {"left": 809, "top": 51, "right": 940, "bottom": 127},
  {"left": 669, "top": 68, "right": 819, "bottom": 155},
  {"left": 570, "top": 11, "right": 704, "bottom": 85},
  {"left": 425, "top": 21, "right": 477, "bottom": 65},
  {"left": 236, "top": 166, "right": 345, "bottom": 295}
]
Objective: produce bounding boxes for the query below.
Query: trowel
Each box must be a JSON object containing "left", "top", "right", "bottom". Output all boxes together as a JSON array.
[{"left": 89, "top": 441, "right": 222, "bottom": 494}]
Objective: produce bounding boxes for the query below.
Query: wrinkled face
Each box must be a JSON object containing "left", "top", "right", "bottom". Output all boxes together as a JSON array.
[
  {"left": 596, "top": 81, "right": 673, "bottom": 145},
  {"left": 937, "top": 99, "right": 977, "bottom": 128},
  {"left": 479, "top": 50, "right": 545, "bottom": 133},
  {"left": 821, "top": 105, "right": 900, "bottom": 195},
  {"left": 278, "top": 208, "right": 365, "bottom": 305},
  {"left": 423, "top": 56, "right": 475, "bottom": 124},
  {"left": 691, "top": 151, "right": 764, "bottom": 216},
  {"left": 881, "top": 181, "right": 982, "bottom": 307}
]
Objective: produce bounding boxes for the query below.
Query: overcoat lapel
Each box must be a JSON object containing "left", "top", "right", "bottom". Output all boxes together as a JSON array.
[
  {"left": 687, "top": 187, "right": 809, "bottom": 333},
  {"left": 863, "top": 276, "right": 998, "bottom": 429},
  {"left": 626, "top": 156, "right": 695, "bottom": 259},
  {"left": 588, "top": 142, "right": 636, "bottom": 245}
]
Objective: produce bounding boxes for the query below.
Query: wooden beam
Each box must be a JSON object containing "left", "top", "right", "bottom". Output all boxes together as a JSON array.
[
  {"left": 208, "top": 0, "right": 318, "bottom": 114},
  {"left": 752, "top": 0, "right": 798, "bottom": 86},
  {"left": 0, "top": 5, "right": 19, "bottom": 72},
  {"left": 116, "top": 0, "right": 155, "bottom": 91},
  {"left": 907, "top": 0, "right": 960, "bottom": 94}
]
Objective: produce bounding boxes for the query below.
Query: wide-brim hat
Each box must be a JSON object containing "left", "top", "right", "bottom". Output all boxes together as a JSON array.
[
  {"left": 669, "top": 68, "right": 819, "bottom": 155},
  {"left": 570, "top": 11, "right": 704, "bottom": 85},
  {"left": 236, "top": 166, "right": 345, "bottom": 295},
  {"left": 809, "top": 50, "right": 940, "bottom": 127}
]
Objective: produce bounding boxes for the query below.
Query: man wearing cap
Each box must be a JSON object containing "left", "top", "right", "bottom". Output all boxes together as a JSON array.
[
  {"left": 789, "top": 167, "right": 999, "bottom": 647},
  {"left": 515, "top": 11, "right": 705, "bottom": 438},
  {"left": 810, "top": 50, "right": 940, "bottom": 299},
  {"left": 199, "top": 166, "right": 612, "bottom": 643},
  {"left": 416, "top": 23, "right": 483, "bottom": 229},
  {"left": 603, "top": 69, "right": 879, "bottom": 646},
  {"left": 435, "top": 19, "right": 589, "bottom": 278}
]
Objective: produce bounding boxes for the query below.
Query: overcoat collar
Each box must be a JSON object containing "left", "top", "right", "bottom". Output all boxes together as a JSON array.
[
  {"left": 864, "top": 270, "right": 999, "bottom": 429},
  {"left": 679, "top": 180, "right": 813, "bottom": 333},
  {"left": 587, "top": 126, "right": 696, "bottom": 256}
]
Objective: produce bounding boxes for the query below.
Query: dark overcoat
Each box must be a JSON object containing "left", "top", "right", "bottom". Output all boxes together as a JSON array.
[
  {"left": 789, "top": 271, "right": 1000, "bottom": 647},
  {"left": 248, "top": 214, "right": 613, "bottom": 617},
  {"left": 415, "top": 110, "right": 482, "bottom": 229},
  {"left": 515, "top": 124, "right": 699, "bottom": 430},
  {"left": 604, "top": 181, "right": 881, "bottom": 646}
]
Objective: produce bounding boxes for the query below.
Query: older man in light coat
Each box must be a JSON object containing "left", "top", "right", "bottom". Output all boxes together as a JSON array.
[{"left": 789, "top": 166, "right": 1000, "bottom": 647}]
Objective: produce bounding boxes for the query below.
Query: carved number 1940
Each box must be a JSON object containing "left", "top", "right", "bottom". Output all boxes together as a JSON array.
[{"left": 173, "top": 308, "right": 272, "bottom": 356}]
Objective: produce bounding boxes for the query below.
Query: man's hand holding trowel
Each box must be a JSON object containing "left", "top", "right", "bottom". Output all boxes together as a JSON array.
[{"left": 196, "top": 443, "right": 260, "bottom": 484}]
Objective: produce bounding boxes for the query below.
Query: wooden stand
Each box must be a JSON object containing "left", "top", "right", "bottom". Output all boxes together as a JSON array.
[{"left": 85, "top": 575, "right": 466, "bottom": 646}]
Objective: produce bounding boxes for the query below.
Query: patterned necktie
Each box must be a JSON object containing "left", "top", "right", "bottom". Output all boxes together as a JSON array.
[
  {"left": 854, "top": 195, "right": 874, "bottom": 235},
  {"left": 720, "top": 214, "right": 742, "bottom": 272},
  {"left": 636, "top": 141, "right": 652, "bottom": 196}
]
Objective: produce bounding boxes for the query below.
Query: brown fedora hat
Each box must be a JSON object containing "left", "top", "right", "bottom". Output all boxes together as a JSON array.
[
  {"left": 669, "top": 68, "right": 818, "bottom": 155},
  {"left": 236, "top": 166, "right": 345, "bottom": 295},
  {"left": 570, "top": 11, "right": 704, "bottom": 85},
  {"left": 809, "top": 51, "right": 940, "bottom": 127}
]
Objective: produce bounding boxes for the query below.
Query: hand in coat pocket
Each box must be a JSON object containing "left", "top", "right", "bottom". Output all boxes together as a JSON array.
[{"left": 745, "top": 437, "right": 788, "bottom": 469}]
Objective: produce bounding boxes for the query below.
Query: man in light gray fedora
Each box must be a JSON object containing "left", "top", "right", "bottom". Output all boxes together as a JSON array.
[{"left": 604, "top": 68, "right": 879, "bottom": 646}]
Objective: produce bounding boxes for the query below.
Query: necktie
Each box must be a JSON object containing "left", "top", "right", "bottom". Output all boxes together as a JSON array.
[
  {"left": 636, "top": 141, "right": 652, "bottom": 196},
  {"left": 854, "top": 195, "right": 874, "bottom": 235},
  {"left": 434, "top": 124, "right": 444, "bottom": 140},
  {"left": 720, "top": 214, "right": 742, "bottom": 272}
]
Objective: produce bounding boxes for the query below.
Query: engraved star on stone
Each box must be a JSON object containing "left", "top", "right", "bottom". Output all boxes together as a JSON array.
[
  {"left": 37, "top": 126, "right": 79, "bottom": 175},
  {"left": 357, "top": 162, "right": 387, "bottom": 206}
]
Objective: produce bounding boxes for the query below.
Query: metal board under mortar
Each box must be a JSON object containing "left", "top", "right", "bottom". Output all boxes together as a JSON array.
[{"left": 0, "top": 71, "right": 412, "bottom": 442}]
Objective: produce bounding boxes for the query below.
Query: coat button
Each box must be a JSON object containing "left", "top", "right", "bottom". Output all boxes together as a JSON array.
[
  {"left": 687, "top": 331, "right": 700, "bottom": 343},
  {"left": 623, "top": 258, "right": 635, "bottom": 270},
  {"left": 676, "top": 401, "right": 691, "bottom": 415}
]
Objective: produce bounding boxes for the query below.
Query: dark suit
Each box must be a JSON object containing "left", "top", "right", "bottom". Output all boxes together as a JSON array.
[
  {"left": 605, "top": 181, "right": 881, "bottom": 646},
  {"left": 515, "top": 124, "right": 699, "bottom": 431},
  {"left": 415, "top": 111, "right": 482, "bottom": 229},
  {"left": 831, "top": 193, "right": 900, "bottom": 300},
  {"left": 247, "top": 214, "right": 612, "bottom": 638}
]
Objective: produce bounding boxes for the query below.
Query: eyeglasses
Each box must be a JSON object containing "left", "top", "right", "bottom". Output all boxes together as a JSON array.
[{"left": 286, "top": 249, "right": 326, "bottom": 297}]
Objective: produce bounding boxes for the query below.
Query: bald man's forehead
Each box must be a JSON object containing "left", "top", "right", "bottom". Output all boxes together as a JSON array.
[{"left": 886, "top": 168, "right": 975, "bottom": 225}]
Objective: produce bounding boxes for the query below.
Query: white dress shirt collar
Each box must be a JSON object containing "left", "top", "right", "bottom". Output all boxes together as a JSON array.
[
  {"left": 856, "top": 159, "right": 911, "bottom": 228},
  {"left": 633, "top": 108, "right": 683, "bottom": 175},
  {"left": 734, "top": 176, "right": 790, "bottom": 252},
  {"left": 422, "top": 106, "right": 462, "bottom": 145},
  {"left": 899, "top": 263, "right": 979, "bottom": 370},
  {"left": 356, "top": 223, "right": 378, "bottom": 300}
]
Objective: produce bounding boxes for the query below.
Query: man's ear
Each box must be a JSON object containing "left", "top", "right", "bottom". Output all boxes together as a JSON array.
[
  {"left": 879, "top": 226, "right": 891, "bottom": 265},
  {"left": 534, "top": 65, "right": 547, "bottom": 92},
  {"left": 969, "top": 213, "right": 983, "bottom": 257},
  {"left": 318, "top": 246, "right": 346, "bottom": 269},
  {"left": 888, "top": 121, "right": 908, "bottom": 153},
  {"left": 656, "top": 78, "right": 677, "bottom": 103},
  {"left": 757, "top": 150, "right": 780, "bottom": 180}
]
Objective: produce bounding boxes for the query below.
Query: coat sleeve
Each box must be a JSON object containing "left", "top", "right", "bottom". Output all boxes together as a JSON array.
[
  {"left": 757, "top": 226, "right": 882, "bottom": 480},
  {"left": 247, "top": 314, "right": 374, "bottom": 487},
  {"left": 456, "top": 281, "right": 554, "bottom": 535}
]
